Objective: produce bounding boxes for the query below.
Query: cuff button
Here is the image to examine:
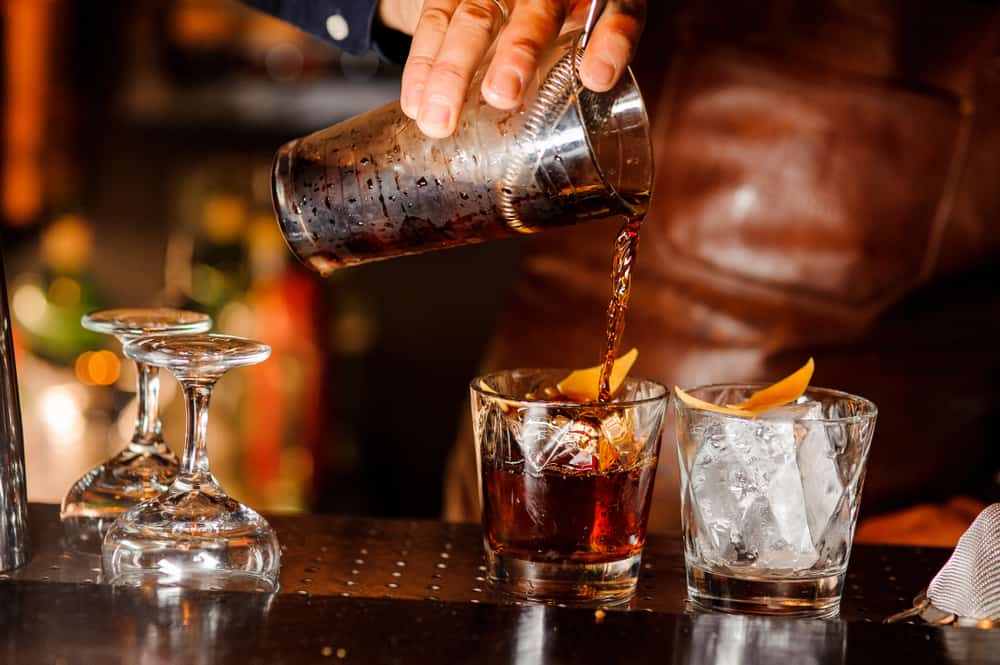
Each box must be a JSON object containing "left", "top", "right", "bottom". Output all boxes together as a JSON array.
[{"left": 326, "top": 14, "right": 350, "bottom": 41}]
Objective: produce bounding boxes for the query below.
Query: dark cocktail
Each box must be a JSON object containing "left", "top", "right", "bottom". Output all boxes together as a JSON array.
[{"left": 472, "top": 369, "right": 666, "bottom": 604}]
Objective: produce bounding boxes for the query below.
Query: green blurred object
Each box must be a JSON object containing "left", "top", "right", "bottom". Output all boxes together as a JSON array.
[{"left": 12, "top": 214, "right": 104, "bottom": 365}]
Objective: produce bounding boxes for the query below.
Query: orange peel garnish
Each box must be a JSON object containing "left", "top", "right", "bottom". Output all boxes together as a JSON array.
[
  {"left": 729, "top": 358, "right": 814, "bottom": 412},
  {"left": 673, "top": 386, "right": 752, "bottom": 417},
  {"left": 556, "top": 348, "right": 638, "bottom": 402},
  {"left": 674, "top": 358, "right": 815, "bottom": 417}
]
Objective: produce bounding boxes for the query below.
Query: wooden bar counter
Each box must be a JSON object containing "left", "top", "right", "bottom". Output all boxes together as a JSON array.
[{"left": 0, "top": 504, "right": 996, "bottom": 664}]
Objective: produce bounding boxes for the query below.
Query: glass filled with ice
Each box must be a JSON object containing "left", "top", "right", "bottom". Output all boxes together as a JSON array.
[
  {"left": 673, "top": 385, "right": 877, "bottom": 618},
  {"left": 471, "top": 369, "right": 667, "bottom": 605}
]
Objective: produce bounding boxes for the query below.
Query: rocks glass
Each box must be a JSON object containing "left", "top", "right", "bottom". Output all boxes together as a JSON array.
[
  {"left": 102, "top": 334, "right": 280, "bottom": 592},
  {"left": 61, "top": 309, "right": 211, "bottom": 542},
  {"left": 471, "top": 369, "right": 667, "bottom": 605},
  {"left": 673, "top": 385, "right": 877, "bottom": 618}
]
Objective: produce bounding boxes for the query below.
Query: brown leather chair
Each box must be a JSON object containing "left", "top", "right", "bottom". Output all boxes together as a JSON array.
[{"left": 444, "top": 0, "right": 1000, "bottom": 542}]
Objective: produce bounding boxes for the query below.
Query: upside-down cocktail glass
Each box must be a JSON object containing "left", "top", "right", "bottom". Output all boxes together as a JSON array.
[
  {"left": 61, "top": 308, "right": 211, "bottom": 543},
  {"left": 102, "top": 334, "right": 280, "bottom": 592}
]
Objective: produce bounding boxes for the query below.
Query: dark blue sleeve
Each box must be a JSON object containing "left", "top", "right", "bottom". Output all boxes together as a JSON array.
[{"left": 242, "top": 0, "right": 411, "bottom": 62}]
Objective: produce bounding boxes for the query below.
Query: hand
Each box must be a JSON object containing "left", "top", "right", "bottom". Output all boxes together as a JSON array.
[{"left": 378, "top": 0, "right": 646, "bottom": 138}]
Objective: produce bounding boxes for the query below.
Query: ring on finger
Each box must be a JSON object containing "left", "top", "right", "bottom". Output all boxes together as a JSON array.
[{"left": 484, "top": 0, "right": 512, "bottom": 24}]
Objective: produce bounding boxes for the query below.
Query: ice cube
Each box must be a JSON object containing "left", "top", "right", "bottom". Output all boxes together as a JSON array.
[
  {"left": 764, "top": 401, "right": 845, "bottom": 546},
  {"left": 759, "top": 402, "right": 821, "bottom": 422},
  {"left": 795, "top": 407, "right": 844, "bottom": 547},
  {"left": 601, "top": 410, "right": 632, "bottom": 448},
  {"left": 518, "top": 408, "right": 600, "bottom": 472},
  {"left": 600, "top": 409, "right": 636, "bottom": 467},
  {"left": 691, "top": 413, "right": 818, "bottom": 570},
  {"left": 477, "top": 401, "right": 519, "bottom": 461}
]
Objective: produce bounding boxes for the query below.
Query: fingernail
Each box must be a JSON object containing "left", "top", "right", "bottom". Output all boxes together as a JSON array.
[
  {"left": 487, "top": 68, "right": 522, "bottom": 103},
  {"left": 588, "top": 56, "right": 617, "bottom": 88},
  {"left": 401, "top": 82, "right": 424, "bottom": 116},
  {"left": 419, "top": 97, "right": 453, "bottom": 134}
]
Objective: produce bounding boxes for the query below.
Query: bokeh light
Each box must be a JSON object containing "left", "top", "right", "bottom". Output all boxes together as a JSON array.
[
  {"left": 37, "top": 384, "right": 86, "bottom": 447},
  {"left": 74, "top": 350, "right": 121, "bottom": 386},
  {"left": 12, "top": 282, "right": 46, "bottom": 327}
]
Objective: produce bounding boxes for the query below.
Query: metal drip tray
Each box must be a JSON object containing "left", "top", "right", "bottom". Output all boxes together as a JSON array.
[{"left": 4, "top": 504, "right": 950, "bottom": 621}]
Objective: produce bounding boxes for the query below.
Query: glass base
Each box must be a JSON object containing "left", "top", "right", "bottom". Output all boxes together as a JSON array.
[
  {"left": 486, "top": 547, "right": 641, "bottom": 606},
  {"left": 686, "top": 565, "right": 843, "bottom": 618},
  {"left": 60, "top": 445, "right": 179, "bottom": 543},
  {"left": 61, "top": 515, "right": 115, "bottom": 552},
  {"left": 105, "top": 570, "right": 278, "bottom": 593},
  {"left": 102, "top": 484, "right": 281, "bottom": 593}
]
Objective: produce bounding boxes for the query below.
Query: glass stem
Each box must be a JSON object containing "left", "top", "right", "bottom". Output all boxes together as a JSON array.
[
  {"left": 131, "top": 361, "right": 163, "bottom": 448},
  {"left": 179, "top": 380, "right": 215, "bottom": 486}
]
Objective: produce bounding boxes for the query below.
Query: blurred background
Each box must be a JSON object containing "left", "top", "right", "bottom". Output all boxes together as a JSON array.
[{"left": 1, "top": 0, "right": 529, "bottom": 517}]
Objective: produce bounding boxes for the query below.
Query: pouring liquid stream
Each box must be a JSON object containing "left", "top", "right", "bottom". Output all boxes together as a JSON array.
[{"left": 597, "top": 209, "right": 644, "bottom": 403}]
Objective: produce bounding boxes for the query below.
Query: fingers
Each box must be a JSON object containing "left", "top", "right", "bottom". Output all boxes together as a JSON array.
[
  {"left": 578, "top": 0, "right": 645, "bottom": 92},
  {"left": 481, "top": 2, "right": 566, "bottom": 110},
  {"left": 399, "top": 0, "right": 646, "bottom": 137},
  {"left": 400, "top": 0, "right": 460, "bottom": 120},
  {"left": 411, "top": 0, "right": 508, "bottom": 137},
  {"left": 377, "top": 0, "right": 421, "bottom": 34}
]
